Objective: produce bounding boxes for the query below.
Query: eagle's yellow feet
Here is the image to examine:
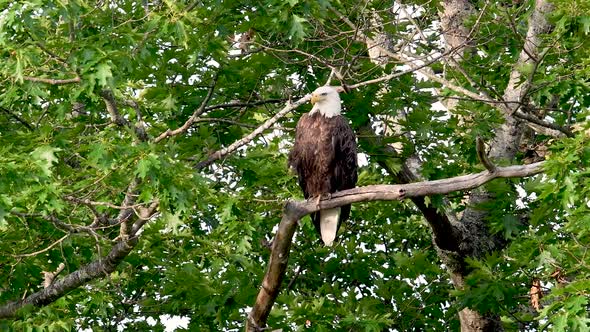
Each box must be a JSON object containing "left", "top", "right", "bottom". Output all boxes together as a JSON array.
[{"left": 311, "top": 193, "right": 332, "bottom": 209}]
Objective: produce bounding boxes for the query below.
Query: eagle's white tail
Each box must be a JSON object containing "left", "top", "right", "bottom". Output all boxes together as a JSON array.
[{"left": 320, "top": 207, "right": 340, "bottom": 246}]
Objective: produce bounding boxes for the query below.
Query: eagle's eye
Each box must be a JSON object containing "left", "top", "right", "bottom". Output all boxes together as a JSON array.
[{"left": 321, "top": 92, "right": 328, "bottom": 96}]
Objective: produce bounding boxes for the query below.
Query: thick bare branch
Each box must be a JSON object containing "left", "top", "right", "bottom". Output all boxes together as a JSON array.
[
  {"left": 488, "top": 0, "right": 554, "bottom": 160},
  {"left": 247, "top": 161, "right": 544, "bottom": 330},
  {"left": 503, "top": 0, "right": 554, "bottom": 115}
]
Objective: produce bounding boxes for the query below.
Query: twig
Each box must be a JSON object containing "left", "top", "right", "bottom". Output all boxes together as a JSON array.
[
  {"left": 194, "top": 117, "right": 258, "bottom": 128},
  {"left": 0, "top": 107, "right": 33, "bottom": 130},
  {"left": 204, "top": 99, "right": 287, "bottom": 111},
  {"left": 196, "top": 95, "right": 312, "bottom": 170},
  {"left": 154, "top": 72, "right": 219, "bottom": 143},
  {"left": 63, "top": 195, "right": 154, "bottom": 210},
  {"left": 476, "top": 137, "right": 496, "bottom": 172},
  {"left": 14, "top": 234, "right": 69, "bottom": 258},
  {"left": 23, "top": 76, "right": 80, "bottom": 85}
]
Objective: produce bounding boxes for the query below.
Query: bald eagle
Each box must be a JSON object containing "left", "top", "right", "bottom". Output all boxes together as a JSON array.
[{"left": 288, "top": 86, "right": 358, "bottom": 246}]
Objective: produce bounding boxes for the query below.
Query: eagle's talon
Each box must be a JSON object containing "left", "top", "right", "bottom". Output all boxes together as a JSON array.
[{"left": 314, "top": 195, "right": 321, "bottom": 209}]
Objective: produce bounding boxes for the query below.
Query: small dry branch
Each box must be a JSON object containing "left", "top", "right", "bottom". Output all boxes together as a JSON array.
[
  {"left": 23, "top": 76, "right": 80, "bottom": 85},
  {"left": 476, "top": 137, "right": 496, "bottom": 172}
]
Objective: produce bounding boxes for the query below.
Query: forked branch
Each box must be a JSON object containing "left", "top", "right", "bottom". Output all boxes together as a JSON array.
[{"left": 246, "top": 161, "right": 544, "bottom": 330}]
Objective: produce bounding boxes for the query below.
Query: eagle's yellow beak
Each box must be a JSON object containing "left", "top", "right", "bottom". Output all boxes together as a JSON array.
[{"left": 310, "top": 93, "right": 320, "bottom": 105}]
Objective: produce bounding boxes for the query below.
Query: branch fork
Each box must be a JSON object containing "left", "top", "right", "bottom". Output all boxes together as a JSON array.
[{"left": 246, "top": 161, "right": 544, "bottom": 330}]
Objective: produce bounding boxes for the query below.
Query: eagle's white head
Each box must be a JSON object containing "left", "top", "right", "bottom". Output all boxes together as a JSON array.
[{"left": 310, "top": 86, "right": 341, "bottom": 118}]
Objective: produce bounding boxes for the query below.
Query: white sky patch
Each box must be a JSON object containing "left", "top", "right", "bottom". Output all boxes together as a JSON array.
[
  {"left": 431, "top": 101, "right": 447, "bottom": 112},
  {"left": 374, "top": 243, "right": 386, "bottom": 252},
  {"left": 146, "top": 317, "right": 157, "bottom": 326},
  {"left": 357, "top": 153, "right": 369, "bottom": 167},
  {"left": 287, "top": 73, "right": 303, "bottom": 89},
  {"left": 161, "top": 315, "right": 190, "bottom": 332},
  {"left": 188, "top": 74, "right": 201, "bottom": 85},
  {"left": 206, "top": 58, "right": 220, "bottom": 68}
]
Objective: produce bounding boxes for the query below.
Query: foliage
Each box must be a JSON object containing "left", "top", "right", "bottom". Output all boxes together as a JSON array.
[{"left": 0, "top": 0, "right": 589, "bottom": 331}]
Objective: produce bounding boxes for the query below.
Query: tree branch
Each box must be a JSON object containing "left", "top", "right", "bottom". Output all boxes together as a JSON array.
[
  {"left": 0, "top": 107, "right": 34, "bottom": 130},
  {"left": 154, "top": 73, "right": 219, "bottom": 143},
  {"left": 22, "top": 76, "right": 80, "bottom": 85},
  {"left": 100, "top": 90, "right": 149, "bottom": 141},
  {"left": 203, "top": 98, "right": 287, "bottom": 111},
  {"left": 246, "top": 161, "right": 544, "bottom": 330},
  {"left": 195, "top": 65, "right": 452, "bottom": 170},
  {"left": 0, "top": 236, "right": 138, "bottom": 319},
  {"left": 502, "top": 0, "right": 554, "bottom": 115},
  {"left": 0, "top": 181, "right": 159, "bottom": 319},
  {"left": 513, "top": 110, "right": 573, "bottom": 137},
  {"left": 13, "top": 234, "right": 70, "bottom": 258},
  {"left": 196, "top": 95, "right": 312, "bottom": 170}
]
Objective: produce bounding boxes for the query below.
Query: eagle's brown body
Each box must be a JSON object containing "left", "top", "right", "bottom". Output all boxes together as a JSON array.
[{"left": 288, "top": 111, "right": 358, "bottom": 243}]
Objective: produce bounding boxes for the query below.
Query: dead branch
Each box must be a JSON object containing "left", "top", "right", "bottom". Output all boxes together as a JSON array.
[
  {"left": 246, "top": 161, "right": 544, "bottom": 330},
  {"left": 42, "top": 263, "right": 66, "bottom": 288}
]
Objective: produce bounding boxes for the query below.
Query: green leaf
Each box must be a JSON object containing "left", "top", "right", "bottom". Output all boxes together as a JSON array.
[
  {"left": 94, "top": 62, "right": 113, "bottom": 87},
  {"left": 135, "top": 153, "right": 161, "bottom": 179},
  {"left": 289, "top": 15, "right": 307, "bottom": 41},
  {"left": 30, "top": 146, "right": 60, "bottom": 176}
]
